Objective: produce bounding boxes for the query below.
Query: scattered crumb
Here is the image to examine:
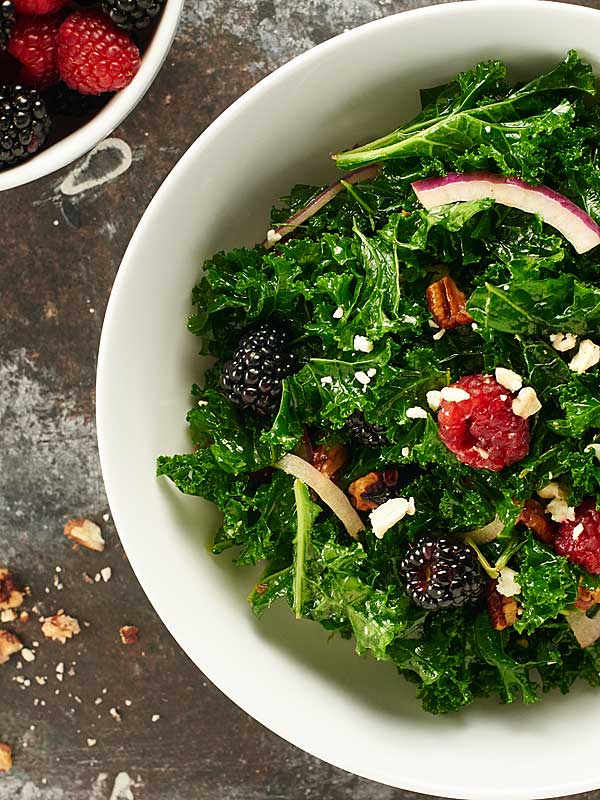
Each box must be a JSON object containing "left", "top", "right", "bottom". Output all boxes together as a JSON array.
[
  {"left": 109, "top": 707, "right": 121, "bottom": 722},
  {"left": 0, "top": 743, "right": 12, "bottom": 772},
  {"left": 100, "top": 567, "right": 112, "bottom": 583},
  {"left": 102, "top": 513, "right": 110, "bottom": 522},
  {"left": 35, "top": 676, "right": 47, "bottom": 686},
  {"left": 21, "top": 648, "right": 36, "bottom": 663},
  {"left": 52, "top": 574, "right": 64, "bottom": 591},
  {"left": 151, "top": 714, "right": 160, "bottom": 723},
  {"left": 19, "top": 611, "right": 30, "bottom": 623},
  {"left": 82, "top": 573, "right": 94, "bottom": 585},
  {"left": 0, "top": 609, "right": 17, "bottom": 623},
  {"left": 0, "top": 630, "right": 23, "bottom": 665},
  {"left": 64, "top": 518, "right": 105, "bottom": 552},
  {"left": 94, "top": 697, "right": 102, "bottom": 705},
  {"left": 124, "top": 699, "right": 132, "bottom": 707},
  {"left": 41, "top": 613, "right": 81, "bottom": 644},
  {"left": 119, "top": 625, "right": 139, "bottom": 645},
  {"left": 87, "top": 738, "right": 96, "bottom": 748},
  {"left": 94, "top": 574, "right": 101, "bottom": 583}
]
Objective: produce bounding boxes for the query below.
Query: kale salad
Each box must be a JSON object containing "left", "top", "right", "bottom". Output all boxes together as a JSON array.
[{"left": 157, "top": 52, "right": 600, "bottom": 714}]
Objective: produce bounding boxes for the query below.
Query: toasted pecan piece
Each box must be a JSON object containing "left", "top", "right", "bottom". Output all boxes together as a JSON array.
[
  {"left": 0, "top": 743, "right": 12, "bottom": 772},
  {"left": 517, "top": 498, "right": 557, "bottom": 545},
  {"left": 487, "top": 583, "right": 519, "bottom": 631},
  {"left": 311, "top": 444, "right": 347, "bottom": 481},
  {"left": 0, "top": 569, "right": 24, "bottom": 611},
  {"left": 41, "top": 613, "right": 81, "bottom": 644},
  {"left": 575, "top": 583, "right": 600, "bottom": 612},
  {"left": 119, "top": 625, "right": 139, "bottom": 645},
  {"left": 0, "top": 630, "right": 23, "bottom": 665},
  {"left": 348, "top": 469, "right": 400, "bottom": 512},
  {"left": 64, "top": 518, "right": 105, "bottom": 552},
  {"left": 426, "top": 276, "right": 474, "bottom": 330}
]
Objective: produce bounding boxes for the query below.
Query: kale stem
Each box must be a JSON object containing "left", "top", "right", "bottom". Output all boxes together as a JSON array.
[
  {"left": 494, "top": 538, "right": 524, "bottom": 571},
  {"left": 464, "top": 535, "right": 499, "bottom": 579}
]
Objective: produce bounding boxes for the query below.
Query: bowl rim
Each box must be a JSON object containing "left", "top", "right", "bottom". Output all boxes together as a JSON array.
[
  {"left": 0, "top": 0, "right": 184, "bottom": 192},
  {"left": 97, "top": 1, "right": 600, "bottom": 796}
]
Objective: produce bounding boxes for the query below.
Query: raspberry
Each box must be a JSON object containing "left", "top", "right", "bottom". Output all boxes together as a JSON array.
[
  {"left": 400, "top": 535, "right": 485, "bottom": 610},
  {"left": 437, "top": 374, "right": 530, "bottom": 471},
  {"left": 8, "top": 14, "right": 62, "bottom": 89},
  {"left": 12, "top": 0, "right": 66, "bottom": 14},
  {"left": 555, "top": 499, "right": 600, "bottom": 574},
  {"left": 57, "top": 10, "right": 140, "bottom": 95}
]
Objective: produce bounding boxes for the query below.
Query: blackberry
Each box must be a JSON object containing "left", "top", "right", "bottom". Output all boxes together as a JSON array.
[
  {"left": 43, "top": 84, "right": 109, "bottom": 118},
  {"left": 400, "top": 535, "right": 485, "bottom": 611},
  {"left": 346, "top": 412, "right": 389, "bottom": 447},
  {"left": 101, "top": 0, "right": 163, "bottom": 30},
  {"left": 0, "top": 0, "right": 15, "bottom": 52},
  {"left": 0, "top": 85, "right": 50, "bottom": 167},
  {"left": 220, "top": 323, "right": 298, "bottom": 418}
]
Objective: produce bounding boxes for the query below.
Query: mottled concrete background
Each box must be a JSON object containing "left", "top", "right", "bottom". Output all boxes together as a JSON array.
[{"left": 2, "top": 1, "right": 600, "bottom": 798}]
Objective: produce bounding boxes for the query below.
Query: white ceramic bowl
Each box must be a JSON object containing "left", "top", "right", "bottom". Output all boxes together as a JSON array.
[
  {"left": 97, "top": 2, "right": 600, "bottom": 797},
  {"left": 0, "top": 0, "right": 183, "bottom": 192}
]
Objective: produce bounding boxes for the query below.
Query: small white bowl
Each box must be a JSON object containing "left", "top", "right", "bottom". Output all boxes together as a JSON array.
[
  {"left": 97, "top": 2, "right": 600, "bottom": 797},
  {"left": 0, "top": 0, "right": 183, "bottom": 192}
]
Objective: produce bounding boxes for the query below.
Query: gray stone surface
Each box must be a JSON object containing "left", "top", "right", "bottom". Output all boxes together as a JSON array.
[{"left": 2, "top": 0, "right": 600, "bottom": 797}]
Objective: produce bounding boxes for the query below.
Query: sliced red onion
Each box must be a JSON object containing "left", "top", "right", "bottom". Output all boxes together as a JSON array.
[
  {"left": 274, "top": 453, "right": 364, "bottom": 540},
  {"left": 411, "top": 172, "right": 600, "bottom": 255},
  {"left": 567, "top": 609, "right": 600, "bottom": 648},
  {"left": 262, "top": 164, "right": 380, "bottom": 249}
]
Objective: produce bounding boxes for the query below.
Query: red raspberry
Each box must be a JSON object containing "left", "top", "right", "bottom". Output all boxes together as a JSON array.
[
  {"left": 555, "top": 499, "right": 600, "bottom": 574},
  {"left": 437, "top": 374, "right": 530, "bottom": 471},
  {"left": 57, "top": 11, "right": 140, "bottom": 95},
  {"left": 12, "top": 0, "right": 66, "bottom": 15},
  {"left": 8, "top": 14, "right": 62, "bottom": 89}
]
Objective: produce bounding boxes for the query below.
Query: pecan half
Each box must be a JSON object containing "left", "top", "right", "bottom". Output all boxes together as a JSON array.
[
  {"left": 41, "top": 613, "right": 81, "bottom": 644},
  {"left": 64, "top": 518, "right": 105, "bottom": 552},
  {"left": 311, "top": 444, "right": 347, "bottom": 481},
  {"left": 517, "top": 498, "right": 557, "bottom": 545},
  {"left": 487, "top": 583, "right": 519, "bottom": 631},
  {"left": 426, "top": 276, "right": 474, "bottom": 330},
  {"left": 575, "top": 583, "right": 600, "bottom": 612},
  {"left": 119, "top": 625, "right": 139, "bottom": 645},
  {"left": 0, "top": 569, "right": 24, "bottom": 611},
  {"left": 348, "top": 469, "right": 399, "bottom": 512}
]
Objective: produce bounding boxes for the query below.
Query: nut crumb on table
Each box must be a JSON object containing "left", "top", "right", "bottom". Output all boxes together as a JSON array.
[
  {"left": 0, "top": 630, "right": 23, "bottom": 664},
  {"left": 41, "top": 613, "right": 81, "bottom": 643},
  {"left": 119, "top": 625, "right": 139, "bottom": 645},
  {"left": 0, "top": 568, "right": 24, "bottom": 610},
  {"left": 0, "top": 743, "right": 12, "bottom": 772},
  {"left": 64, "top": 518, "right": 105, "bottom": 552}
]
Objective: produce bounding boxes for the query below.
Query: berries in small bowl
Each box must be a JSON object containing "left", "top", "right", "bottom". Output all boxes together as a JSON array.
[{"left": 0, "top": 0, "right": 182, "bottom": 188}]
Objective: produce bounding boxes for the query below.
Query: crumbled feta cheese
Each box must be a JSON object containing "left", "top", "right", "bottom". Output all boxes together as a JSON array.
[
  {"left": 367, "top": 368, "right": 377, "bottom": 378},
  {"left": 369, "top": 497, "right": 416, "bottom": 540},
  {"left": 568, "top": 339, "right": 600, "bottom": 374},
  {"left": 332, "top": 307, "right": 344, "bottom": 319},
  {"left": 401, "top": 447, "right": 410, "bottom": 458},
  {"left": 265, "top": 228, "right": 282, "bottom": 244},
  {"left": 471, "top": 322, "right": 478, "bottom": 331},
  {"left": 320, "top": 376, "right": 333, "bottom": 386},
  {"left": 499, "top": 394, "right": 507, "bottom": 401},
  {"left": 512, "top": 386, "right": 542, "bottom": 419},
  {"left": 197, "top": 400, "right": 208, "bottom": 407},
  {"left": 440, "top": 386, "right": 470, "bottom": 403},
  {"left": 428, "top": 319, "right": 440, "bottom": 329},
  {"left": 497, "top": 567, "right": 522, "bottom": 597},
  {"left": 585, "top": 443, "right": 600, "bottom": 460},
  {"left": 432, "top": 329, "right": 445, "bottom": 341},
  {"left": 426, "top": 390, "right": 442, "bottom": 411},
  {"left": 549, "top": 332, "right": 577, "bottom": 352},
  {"left": 547, "top": 498, "right": 576, "bottom": 523},
  {"left": 572, "top": 522, "right": 585, "bottom": 541},
  {"left": 402, "top": 315, "right": 418, "bottom": 324},
  {"left": 538, "top": 481, "right": 568, "bottom": 501},
  {"left": 406, "top": 406, "right": 427, "bottom": 419},
  {"left": 354, "top": 371, "right": 371, "bottom": 386},
  {"left": 353, "top": 335, "right": 373, "bottom": 353},
  {"left": 495, "top": 367, "right": 523, "bottom": 392}
]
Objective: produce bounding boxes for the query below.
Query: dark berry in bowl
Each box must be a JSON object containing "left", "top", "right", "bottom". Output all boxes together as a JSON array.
[
  {"left": 101, "top": 0, "right": 164, "bottom": 31},
  {"left": 400, "top": 535, "right": 485, "bottom": 610},
  {"left": 0, "top": 84, "right": 50, "bottom": 167},
  {"left": 220, "top": 323, "right": 299, "bottom": 418},
  {"left": 0, "top": 0, "right": 15, "bottom": 52},
  {"left": 437, "top": 374, "right": 530, "bottom": 471},
  {"left": 345, "top": 412, "right": 389, "bottom": 447}
]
